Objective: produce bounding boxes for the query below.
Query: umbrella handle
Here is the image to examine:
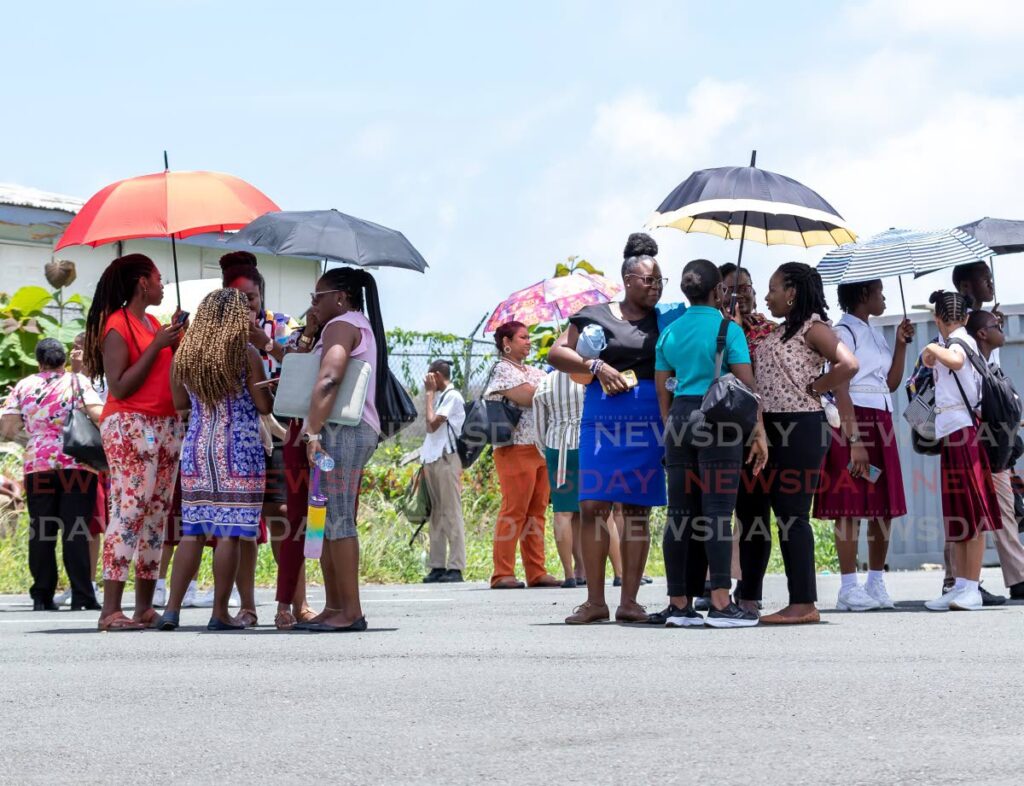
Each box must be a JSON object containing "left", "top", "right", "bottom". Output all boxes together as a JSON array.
[
  {"left": 728, "top": 150, "right": 757, "bottom": 317},
  {"left": 898, "top": 276, "right": 906, "bottom": 320}
]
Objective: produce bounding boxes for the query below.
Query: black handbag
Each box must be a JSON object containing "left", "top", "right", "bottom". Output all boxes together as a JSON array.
[
  {"left": 378, "top": 368, "right": 418, "bottom": 439},
  {"left": 62, "top": 374, "right": 108, "bottom": 472},
  {"left": 694, "top": 319, "right": 759, "bottom": 435},
  {"left": 458, "top": 363, "right": 523, "bottom": 454}
]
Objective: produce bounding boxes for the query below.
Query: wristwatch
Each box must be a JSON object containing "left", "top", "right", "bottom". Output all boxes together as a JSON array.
[
  {"left": 298, "top": 334, "right": 314, "bottom": 348},
  {"left": 302, "top": 432, "right": 322, "bottom": 444},
  {"left": 847, "top": 433, "right": 861, "bottom": 445}
]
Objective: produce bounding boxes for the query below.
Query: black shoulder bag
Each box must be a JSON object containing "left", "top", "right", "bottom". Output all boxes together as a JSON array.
[
  {"left": 696, "top": 318, "right": 760, "bottom": 435},
  {"left": 458, "top": 362, "right": 523, "bottom": 463},
  {"left": 62, "top": 374, "right": 108, "bottom": 472}
]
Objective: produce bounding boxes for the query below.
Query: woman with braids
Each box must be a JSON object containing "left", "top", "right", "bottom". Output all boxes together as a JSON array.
[
  {"left": 82, "top": 254, "right": 186, "bottom": 631},
  {"left": 739, "top": 262, "right": 859, "bottom": 625},
  {"left": 813, "top": 279, "right": 914, "bottom": 612},
  {"left": 219, "top": 250, "right": 314, "bottom": 629},
  {"left": 294, "top": 266, "right": 386, "bottom": 632},
  {"left": 548, "top": 232, "right": 667, "bottom": 624},
  {"left": 159, "top": 289, "right": 273, "bottom": 631},
  {"left": 923, "top": 291, "right": 1003, "bottom": 612}
]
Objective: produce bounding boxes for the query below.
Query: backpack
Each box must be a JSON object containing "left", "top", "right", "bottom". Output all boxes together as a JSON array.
[
  {"left": 948, "top": 339, "right": 1023, "bottom": 471},
  {"left": 903, "top": 370, "right": 942, "bottom": 456}
]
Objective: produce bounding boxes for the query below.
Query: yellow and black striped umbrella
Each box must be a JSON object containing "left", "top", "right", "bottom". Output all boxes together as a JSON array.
[{"left": 647, "top": 153, "right": 856, "bottom": 248}]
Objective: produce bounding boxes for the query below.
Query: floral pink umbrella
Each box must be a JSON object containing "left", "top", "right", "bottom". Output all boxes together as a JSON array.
[{"left": 485, "top": 272, "right": 622, "bottom": 332}]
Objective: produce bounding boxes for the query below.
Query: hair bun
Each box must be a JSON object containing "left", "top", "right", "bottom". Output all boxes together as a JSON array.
[
  {"left": 219, "top": 250, "right": 258, "bottom": 272},
  {"left": 928, "top": 290, "right": 943, "bottom": 306},
  {"left": 623, "top": 232, "right": 658, "bottom": 260}
]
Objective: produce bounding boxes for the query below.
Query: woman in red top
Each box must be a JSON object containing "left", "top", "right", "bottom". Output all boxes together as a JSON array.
[{"left": 82, "top": 254, "right": 186, "bottom": 631}]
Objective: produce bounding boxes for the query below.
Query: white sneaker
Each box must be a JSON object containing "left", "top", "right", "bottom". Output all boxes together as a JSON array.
[
  {"left": 950, "top": 587, "right": 983, "bottom": 611},
  {"left": 181, "top": 582, "right": 199, "bottom": 608},
  {"left": 925, "top": 587, "right": 962, "bottom": 611},
  {"left": 153, "top": 584, "right": 168, "bottom": 608},
  {"left": 864, "top": 580, "right": 895, "bottom": 609},
  {"left": 836, "top": 584, "right": 881, "bottom": 611},
  {"left": 192, "top": 587, "right": 240, "bottom": 608},
  {"left": 53, "top": 588, "right": 72, "bottom": 607}
]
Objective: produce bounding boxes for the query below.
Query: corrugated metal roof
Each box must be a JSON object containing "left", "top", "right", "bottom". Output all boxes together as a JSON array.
[{"left": 0, "top": 183, "right": 84, "bottom": 213}]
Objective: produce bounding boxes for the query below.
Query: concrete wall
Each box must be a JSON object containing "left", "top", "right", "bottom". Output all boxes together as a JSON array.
[{"left": 863, "top": 307, "right": 1024, "bottom": 569}]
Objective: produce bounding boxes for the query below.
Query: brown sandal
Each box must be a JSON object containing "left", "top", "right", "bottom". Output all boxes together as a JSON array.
[
  {"left": 295, "top": 607, "right": 318, "bottom": 624},
  {"left": 235, "top": 609, "right": 259, "bottom": 628},
  {"left": 134, "top": 608, "right": 164, "bottom": 629},
  {"left": 274, "top": 610, "right": 296, "bottom": 630},
  {"left": 98, "top": 612, "right": 145, "bottom": 632}
]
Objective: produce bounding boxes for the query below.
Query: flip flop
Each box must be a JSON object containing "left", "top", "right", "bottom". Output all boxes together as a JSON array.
[
  {"left": 206, "top": 617, "right": 245, "bottom": 632},
  {"left": 97, "top": 612, "right": 144, "bottom": 632}
]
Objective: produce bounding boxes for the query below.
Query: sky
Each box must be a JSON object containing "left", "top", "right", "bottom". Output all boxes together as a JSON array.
[{"left": 5, "top": 0, "right": 1024, "bottom": 335}]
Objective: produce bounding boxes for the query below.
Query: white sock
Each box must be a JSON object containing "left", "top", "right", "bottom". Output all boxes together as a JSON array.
[
  {"left": 866, "top": 570, "right": 885, "bottom": 585},
  {"left": 841, "top": 573, "right": 858, "bottom": 589},
  {"left": 962, "top": 579, "right": 979, "bottom": 593},
  {"left": 953, "top": 577, "right": 968, "bottom": 591}
]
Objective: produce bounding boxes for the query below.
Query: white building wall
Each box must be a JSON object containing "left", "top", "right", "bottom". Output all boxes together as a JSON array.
[{"left": 0, "top": 234, "right": 319, "bottom": 321}]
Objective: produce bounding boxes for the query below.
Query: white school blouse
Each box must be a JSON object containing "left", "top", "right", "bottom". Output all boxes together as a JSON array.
[
  {"left": 833, "top": 314, "right": 893, "bottom": 412},
  {"left": 933, "top": 327, "right": 982, "bottom": 440}
]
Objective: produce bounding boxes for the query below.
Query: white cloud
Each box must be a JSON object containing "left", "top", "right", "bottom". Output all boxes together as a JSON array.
[
  {"left": 351, "top": 123, "right": 397, "bottom": 159},
  {"left": 591, "top": 79, "right": 752, "bottom": 165},
  {"left": 844, "top": 0, "right": 1024, "bottom": 39}
]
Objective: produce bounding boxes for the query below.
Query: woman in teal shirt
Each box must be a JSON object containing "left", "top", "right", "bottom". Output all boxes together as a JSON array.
[{"left": 652, "top": 259, "right": 766, "bottom": 628}]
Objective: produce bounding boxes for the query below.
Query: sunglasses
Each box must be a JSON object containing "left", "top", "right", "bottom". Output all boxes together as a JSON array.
[
  {"left": 309, "top": 289, "right": 343, "bottom": 304},
  {"left": 626, "top": 274, "right": 668, "bottom": 288}
]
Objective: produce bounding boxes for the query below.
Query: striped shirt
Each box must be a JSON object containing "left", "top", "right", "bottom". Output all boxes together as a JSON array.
[{"left": 533, "top": 370, "right": 585, "bottom": 486}]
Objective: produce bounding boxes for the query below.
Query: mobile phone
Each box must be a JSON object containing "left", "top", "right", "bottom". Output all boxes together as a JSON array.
[
  {"left": 601, "top": 369, "right": 638, "bottom": 395},
  {"left": 174, "top": 310, "right": 190, "bottom": 326},
  {"left": 848, "top": 461, "right": 882, "bottom": 484}
]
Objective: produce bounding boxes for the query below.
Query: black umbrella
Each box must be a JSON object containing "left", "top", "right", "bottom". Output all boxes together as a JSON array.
[
  {"left": 956, "top": 217, "right": 1024, "bottom": 300},
  {"left": 231, "top": 209, "right": 428, "bottom": 272},
  {"left": 648, "top": 151, "right": 855, "bottom": 313}
]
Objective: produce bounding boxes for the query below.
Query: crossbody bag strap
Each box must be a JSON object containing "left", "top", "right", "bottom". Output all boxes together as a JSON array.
[
  {"left": 436, "top": 388, "right": 458, "bottom": 454},
  {"left": 945, "top": 341, "right": 981, "bottom": 426},
  {"left": 712, "top": 318, "right": 730, "bottom": 380},
  {"left": 837, "top": 322, "right": 857, "bottom": 351}
]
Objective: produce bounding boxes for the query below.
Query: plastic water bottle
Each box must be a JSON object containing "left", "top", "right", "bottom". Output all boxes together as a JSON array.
[{"left": 304, "top": 455, "right": 334, "bottom": 559}]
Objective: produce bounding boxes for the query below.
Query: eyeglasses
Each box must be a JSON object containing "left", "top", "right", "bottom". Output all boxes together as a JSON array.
[
  {"left": 724, "top": 284, "right": 754, "bottom": 296},
  {"left": 626, "top": 274, "right": 668, "bottom": 288},
  {"left": 310, "top": 289, "right": 343, "bottom": 304},
  {"left": 987, "top": 321, "right": 1004, "bottom": 332}
]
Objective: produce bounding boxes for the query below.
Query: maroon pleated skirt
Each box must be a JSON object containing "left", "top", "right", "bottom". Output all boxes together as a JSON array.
[
  {"left": 940, "top": 425, "right": 1002, "bottom": 541},
  {"left": 813, "top": 406, "right": 907, "bottom": 519}
]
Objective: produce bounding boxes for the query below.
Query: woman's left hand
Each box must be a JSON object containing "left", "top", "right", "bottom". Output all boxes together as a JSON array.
[
  {"left": 746, "top": 428, "right": 768, "bottom": 476},
  {"left": 848, "top": 442, "right": 870, "bottom": 479}
]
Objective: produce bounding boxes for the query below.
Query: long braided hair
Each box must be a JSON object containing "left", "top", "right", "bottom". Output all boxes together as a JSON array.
[
  {"left": 172, "top": 288, "right": 251, "bottom": 407},
  {"left": 82, "top": 254, "right": 156, "bottom": 382},
  {"left": 319, "top": 266, "right": 389, "bottom": 417},
  {"left": 778, "top": 262, "right": 829, "bottom": 342}
]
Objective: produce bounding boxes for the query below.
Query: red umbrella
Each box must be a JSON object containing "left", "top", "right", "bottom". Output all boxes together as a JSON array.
[{"left": 55, "top": 154, "right": 280, "bottom": 305}]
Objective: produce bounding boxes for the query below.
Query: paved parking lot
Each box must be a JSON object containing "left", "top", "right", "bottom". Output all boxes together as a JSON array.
[{"left": 2, "top": 568, "right": 1023, "bottom": 785}]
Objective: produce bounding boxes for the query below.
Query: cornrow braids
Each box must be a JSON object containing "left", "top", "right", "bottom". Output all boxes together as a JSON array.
[
  {"left": 82, "top": 254, "right": 156, "bottom": 382},
  {"left": 172, "top": 288, "right": 251, "bottom": 408},
  {"left": 929, "top": 290, "right": 972, "bottom": 324},
  {"left": 778, "top": 262, "right": 829, "bottom": 342}
]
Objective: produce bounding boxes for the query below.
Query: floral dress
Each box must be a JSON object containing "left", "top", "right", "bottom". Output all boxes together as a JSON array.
[{"left": 179, "top": 373, "right": 265, "bottom": 538}]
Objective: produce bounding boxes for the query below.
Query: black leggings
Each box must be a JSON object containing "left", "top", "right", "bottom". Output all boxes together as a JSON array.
[
  {"left": 25, "top": 470, "right": 97, "bottom": 606},
  {"left": 736, "top": 411, "right": 830, "bottom": 604},
  {"left": 663, "top": 398, "right": 744, "bottom": 597}
]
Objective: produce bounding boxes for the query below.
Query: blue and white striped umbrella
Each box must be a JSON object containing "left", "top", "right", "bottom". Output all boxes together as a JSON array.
[{"left": 816, "top": 228, "right": 994, "bottom": 285}]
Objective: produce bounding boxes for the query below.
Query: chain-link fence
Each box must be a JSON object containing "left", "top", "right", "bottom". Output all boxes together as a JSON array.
[{"left": 386, "top": 335, "right": 497, "bottom": 444}]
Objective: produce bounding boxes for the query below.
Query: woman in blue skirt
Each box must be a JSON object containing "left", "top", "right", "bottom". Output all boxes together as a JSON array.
[{"left": 549, "top": 233, "right": 667, "bottom": 624}]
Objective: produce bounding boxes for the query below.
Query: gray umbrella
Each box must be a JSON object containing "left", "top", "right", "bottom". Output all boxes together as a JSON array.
[
  {"left": 231, "top": 209, "right": 428, "bottom": 272},
  {"left": 957, "top": 217, "right": 1024, "bottom": 255}
]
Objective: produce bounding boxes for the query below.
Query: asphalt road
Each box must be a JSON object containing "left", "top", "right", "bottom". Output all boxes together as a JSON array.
[{"left": 1, "top": 568, "right": 1023, "bottom": 785}]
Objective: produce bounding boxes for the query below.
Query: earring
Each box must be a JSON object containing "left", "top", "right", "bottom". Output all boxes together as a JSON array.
[
  {"left": 787, "top": 300, "right": 794, "bottom": 306},
  {"left": 503, "top": 346, "right": 511, "bottom": 355}
]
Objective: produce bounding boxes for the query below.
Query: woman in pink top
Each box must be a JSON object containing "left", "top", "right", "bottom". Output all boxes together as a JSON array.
[{"left": 294, "top": 267, "right": 386, "bottom": 632}]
